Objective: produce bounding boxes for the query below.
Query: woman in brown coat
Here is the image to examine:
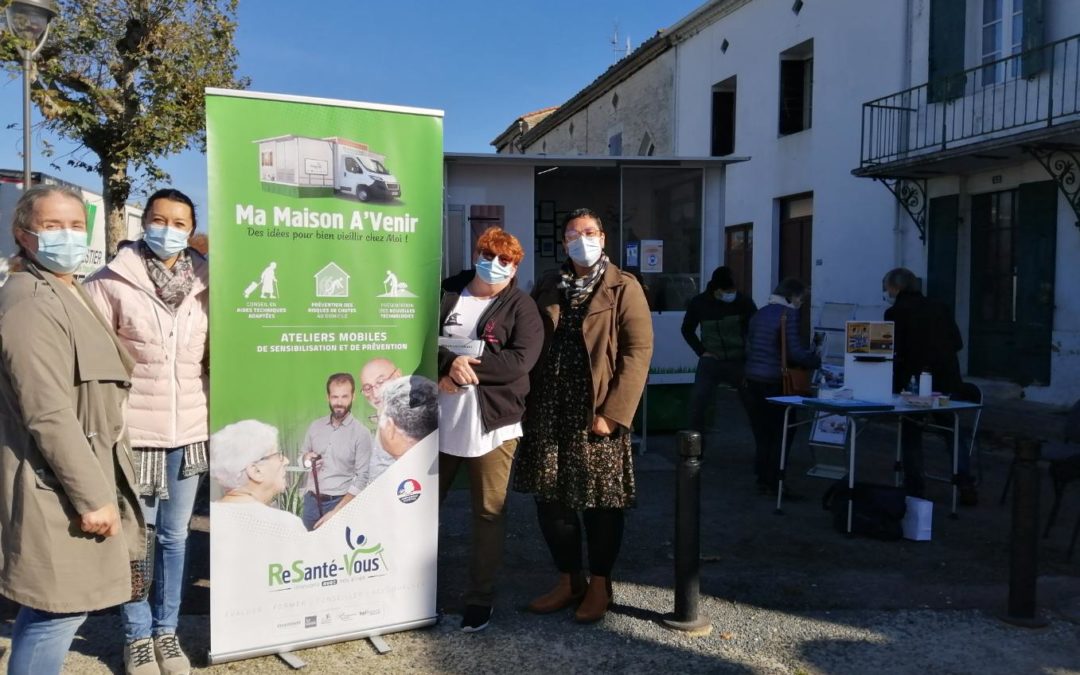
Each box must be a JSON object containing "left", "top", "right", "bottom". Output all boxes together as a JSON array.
[
  {"left": 514, "top": 208, "right": 653, "bottom": 623},
  {"left": 0, "top": 186, "right": 143, "bottom": 675}
]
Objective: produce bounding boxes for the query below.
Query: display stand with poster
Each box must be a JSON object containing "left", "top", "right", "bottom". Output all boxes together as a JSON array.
[
  {"left": 843, "top": 320, "right": 895, "bottom": 402},
  {"left": 206, "top": 89, "right": 443, "bottom": 665},
  {"left": 803, "top": 302, "right": 856, "bottom": 479}
]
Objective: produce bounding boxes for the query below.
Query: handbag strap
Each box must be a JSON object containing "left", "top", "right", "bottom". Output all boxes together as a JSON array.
[{"left": 780, "top": 310, "right": 790, "bottom": 371}]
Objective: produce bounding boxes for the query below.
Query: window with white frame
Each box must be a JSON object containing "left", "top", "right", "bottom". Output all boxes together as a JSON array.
[{"left": 980, "top": 0, "right": 1023, "bottom": 85}]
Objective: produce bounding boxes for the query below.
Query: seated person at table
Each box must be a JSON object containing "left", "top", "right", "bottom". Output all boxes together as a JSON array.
[{"left": 883, "top": 267, "right": 976, "bottom": 504}]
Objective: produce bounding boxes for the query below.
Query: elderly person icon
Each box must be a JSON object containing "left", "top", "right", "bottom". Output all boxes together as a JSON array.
[{"left": 210, "top": 420, "right": 306, "bottom": 535}]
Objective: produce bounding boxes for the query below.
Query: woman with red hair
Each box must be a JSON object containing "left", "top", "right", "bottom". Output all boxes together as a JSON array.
[{"left": 437, "top": 226, "right": 544, "bottom": 632}]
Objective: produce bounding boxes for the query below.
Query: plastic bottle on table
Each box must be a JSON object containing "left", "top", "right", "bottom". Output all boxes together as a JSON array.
[{"left": 918, "top": 370, "right": 932, "bottom": 397}]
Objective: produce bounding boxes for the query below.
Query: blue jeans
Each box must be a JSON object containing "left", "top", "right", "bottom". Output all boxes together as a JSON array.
[
  {"left": 302, "top": 491, "right": 344, "bottom": 531},
  {"left": 121, "top": 448, "right": 202, "bottom": 642},
  {"left": 8, "top": 607, "right": 87, "bottom": 675}
]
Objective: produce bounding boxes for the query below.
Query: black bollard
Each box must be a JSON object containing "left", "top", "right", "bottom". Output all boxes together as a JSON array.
[
  {"left": 662, "top": 430, "right": 712, "bottom": 635},
  {"left": 1004, "top": 438, "right": 1048, "bottom": 627}
]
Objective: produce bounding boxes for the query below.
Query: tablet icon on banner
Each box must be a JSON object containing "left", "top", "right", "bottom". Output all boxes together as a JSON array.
[{"left": 397, "top": 479, "right": 422, "bottom": 504}]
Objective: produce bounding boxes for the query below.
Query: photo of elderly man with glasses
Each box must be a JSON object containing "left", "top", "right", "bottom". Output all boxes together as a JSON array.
[{"left": 359, "top": 357, "right": 403, "bottom": 428}]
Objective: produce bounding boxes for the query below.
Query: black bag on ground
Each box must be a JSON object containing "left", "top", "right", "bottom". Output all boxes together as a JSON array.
[{"left": 822, "top": 480, "right": 906, "bottom": 540}]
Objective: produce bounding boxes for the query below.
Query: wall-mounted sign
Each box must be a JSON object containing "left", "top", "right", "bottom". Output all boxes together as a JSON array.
[{"left": 641, "top": 239, "right": 663, "bottom": 273}]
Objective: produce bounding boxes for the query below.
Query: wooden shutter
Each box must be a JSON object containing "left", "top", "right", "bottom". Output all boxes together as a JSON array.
[
  {"left": 1021, "top": 0, "right": 1046, "bottom": 78},
  {"left": 1014, "top": 181, "right": 1057, "bottom": 384},
  {"left": 928, "top": 0, "right": 966, "bottom": 102},
  {"left": 926, "top": 195, "right": 960, "bottom": 315}
]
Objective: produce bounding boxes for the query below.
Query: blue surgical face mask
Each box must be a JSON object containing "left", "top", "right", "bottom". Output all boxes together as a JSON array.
[
  {"left": 475, "top": 256, "right": 515, "bottom": 284},
  {"left": 718, "top": 291, "right": 737, "bottom": 303},
  {"left": 567, "top": 235, "right": 603, "bottom": 267},
  {"left": 29, "top": 228, "right": 88, "bottom": 274},
  {"left": 144, "top": 225, "right": 191, "bottom": 260}
]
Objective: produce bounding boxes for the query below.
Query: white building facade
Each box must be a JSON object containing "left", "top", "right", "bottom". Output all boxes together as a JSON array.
[
  {"left": 514, "top": 0, "right": 1080, "bottom": 404},
  {"left": 853, "top": 0, "right": 1080, "bottom": 404}
]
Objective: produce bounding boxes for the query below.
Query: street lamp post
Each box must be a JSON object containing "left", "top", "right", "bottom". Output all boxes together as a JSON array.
[{"left": 4, "top": 0, "right": 59, "bottom": 189}]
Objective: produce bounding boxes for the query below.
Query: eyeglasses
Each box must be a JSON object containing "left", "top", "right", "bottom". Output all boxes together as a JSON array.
[
  {"left": 478, "top": 248, "right": 514, "bottom": 266},
  {"left": 564, "top": 228, "right": 602, "bottom": 241},
  {"left": 367, "top": 413, "right": 379, "bottom": 425},
  {"left": 253, "top": 452, "right": 284, "bottom": 465},
  {"left": 361, "top": 374, "right": 394, "bottom": 396}
]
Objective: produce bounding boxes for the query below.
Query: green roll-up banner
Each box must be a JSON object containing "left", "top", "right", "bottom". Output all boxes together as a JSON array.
[{"left": 205, "top": 89, "right": 443, "bottom": 663}]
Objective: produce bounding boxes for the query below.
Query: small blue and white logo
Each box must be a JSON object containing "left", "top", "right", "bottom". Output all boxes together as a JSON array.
[{"left": 397, "top": 479, "right": 422, "bottom": 504}]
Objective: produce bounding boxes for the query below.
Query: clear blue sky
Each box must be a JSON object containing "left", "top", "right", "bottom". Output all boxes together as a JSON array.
[{"left": 0, "top": 0, "right": 703, "bottom": 218}]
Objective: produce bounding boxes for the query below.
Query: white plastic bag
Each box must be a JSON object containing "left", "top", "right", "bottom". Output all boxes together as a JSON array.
[{"left": 902, "top": 496, "right": 933, "bottom": 541}]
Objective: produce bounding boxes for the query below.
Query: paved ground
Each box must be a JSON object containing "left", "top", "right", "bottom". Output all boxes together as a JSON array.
[{"left": 2, "top": 390, "right": 1079, "bottom": 673}]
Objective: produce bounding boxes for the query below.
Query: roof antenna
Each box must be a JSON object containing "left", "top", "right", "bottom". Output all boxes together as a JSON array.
[{"left": 612, "top": 22, "right": 629, "bottom": 62}]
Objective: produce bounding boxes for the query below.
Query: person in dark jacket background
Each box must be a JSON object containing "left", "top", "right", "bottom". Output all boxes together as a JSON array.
[
  {"left": 437, "top": 226, "right": 544, "bottom": 632},
  {"left": 883, "top": 267, "right": 975, "bottom": 502},
  {"left": 883, "top": 268, "right": 963, "bottom": 395},
  {"left": 742, "top": 278, "right": 820, "bottom": 494},
  {"left": 682, "top": 266, "right": 757, "bottom": 434}
]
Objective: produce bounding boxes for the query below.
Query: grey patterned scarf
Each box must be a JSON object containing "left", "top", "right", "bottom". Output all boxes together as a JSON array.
[
  {"left": 558, "top": 253, "right": 609, "bottom": 307},
  {"left": 140, "top": 241, "right": 195, "bottom": 313}
]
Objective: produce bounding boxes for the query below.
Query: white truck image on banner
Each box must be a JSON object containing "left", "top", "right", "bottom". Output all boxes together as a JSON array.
[{"left": 255, "top": 135, "right": 402, "bottom": 202}]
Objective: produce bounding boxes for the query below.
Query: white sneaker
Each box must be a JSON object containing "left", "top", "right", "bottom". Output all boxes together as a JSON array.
[
  {"left": 124, "top": 638, "right": 160, "bottom": 675},
  {"left": 153, "top": 633, "right": 191, "bottom": 675}
]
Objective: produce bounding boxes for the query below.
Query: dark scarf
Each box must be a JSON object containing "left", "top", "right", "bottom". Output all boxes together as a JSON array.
[
  {"left": 140, "top": 241, "right": 195, "bottom": 313},
  {"left": 558, "top": 253, "right": 609, "bottom": 307}
]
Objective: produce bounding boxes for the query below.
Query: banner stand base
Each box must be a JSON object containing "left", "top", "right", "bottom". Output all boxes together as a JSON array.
[
  {"left": 277, "top": 652, "right": 308, "bottom": 669},
  {"left": 369, "top": 635, "right": 392, "bottom": 654}
]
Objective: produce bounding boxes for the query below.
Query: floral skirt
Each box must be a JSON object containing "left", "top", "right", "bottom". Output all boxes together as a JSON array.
[{"left": 513, "top": 303, "right": 635, "bottom": 509}]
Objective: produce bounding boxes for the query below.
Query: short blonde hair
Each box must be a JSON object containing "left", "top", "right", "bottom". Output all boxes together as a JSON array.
[{"left": 9, "top": 184, "right": 86, "bottom": 263}]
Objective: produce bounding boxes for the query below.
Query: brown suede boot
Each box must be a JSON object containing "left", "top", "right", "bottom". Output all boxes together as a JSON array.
[
  {"left": 574, "top": 575, "right": 613, "bottom": 623},
  {"left": 527, "top": 572, "right": 586, "bottom": 614}
]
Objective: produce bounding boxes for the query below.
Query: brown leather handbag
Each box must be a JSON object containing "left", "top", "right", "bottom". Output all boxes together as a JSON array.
[{"left": 780, "top": 311, "right": 813, "bottom": 397}]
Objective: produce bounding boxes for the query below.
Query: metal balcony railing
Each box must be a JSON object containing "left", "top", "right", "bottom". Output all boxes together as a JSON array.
[{"left": 859, "top": 32, "right": 1080, "bottom": 170}]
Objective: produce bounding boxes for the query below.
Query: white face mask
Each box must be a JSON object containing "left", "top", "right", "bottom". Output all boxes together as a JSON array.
[
  {"left": 475, "top": 256, "right": 515, "bottom": 285},
  {"left": 566, "top": 235, "right": 603, "bottom": 267},
  {"left": 718, "top": 291, "right": 736, "bottom": 303},
  {"left": 144, "top": 225, "right": 191, "bottom": 260}
]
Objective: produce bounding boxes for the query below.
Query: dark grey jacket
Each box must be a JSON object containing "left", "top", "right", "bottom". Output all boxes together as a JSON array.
[{"left": 438, "top": 271, "right": 544, "bottom": 433}]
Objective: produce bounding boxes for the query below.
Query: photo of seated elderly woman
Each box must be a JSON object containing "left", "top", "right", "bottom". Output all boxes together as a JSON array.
[{"left": 210, "top": 420, "right": 307, "bottom": 536}]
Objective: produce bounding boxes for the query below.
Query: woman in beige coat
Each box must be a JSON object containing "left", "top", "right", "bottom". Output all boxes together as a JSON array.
[
  {"left": 0, "top": 185, "right": 143, "bottom": 675},
  {"left": 514, "top": 208, "right": 653, "bottom": 624}
]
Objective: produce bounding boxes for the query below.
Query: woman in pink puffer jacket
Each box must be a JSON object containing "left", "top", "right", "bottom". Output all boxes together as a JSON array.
[{"left": 84, "top": 188, "right": 207, "bottom": 675}]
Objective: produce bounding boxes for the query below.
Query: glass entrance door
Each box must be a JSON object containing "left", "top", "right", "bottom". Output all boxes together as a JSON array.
[{"left": 619, "top": 167, "right": 704, "bottom": 312}]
